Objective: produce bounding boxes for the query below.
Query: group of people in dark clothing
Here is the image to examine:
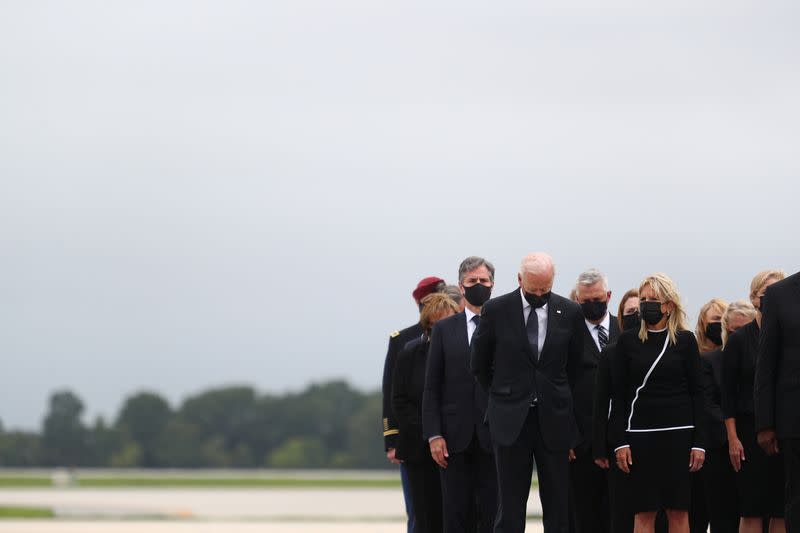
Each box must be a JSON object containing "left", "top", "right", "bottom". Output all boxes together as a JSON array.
[{"left": 381, "top": 253, "right": 800, "bottom": 533}]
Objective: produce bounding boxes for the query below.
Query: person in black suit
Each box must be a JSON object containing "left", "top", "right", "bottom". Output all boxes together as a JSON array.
[
  {"left": 724, "top": 270, "right": 786, "bottom": 533},
  {"left": 611, "top": 273, "right": 707, "bottom": 533},
  {"left": 755, "top": 270, "right": 800, "bottom": 530},
  {"left": 571, "top": 268, "right": 620, "bottom": 533},
  {"left": 382, "top": 275, "right": 445, "bottom": 533},
  {"left": 393, "top": 292, "right": 460, "bottom": 533},
  {"left": 424, "top": 256, "right": 498, "bottom": 533},
  {"left": 471, "top": 252, "right": 584, "bottom": 533},
  {"left": 593, "top": 288, "right": 640, "bottom": 533}
]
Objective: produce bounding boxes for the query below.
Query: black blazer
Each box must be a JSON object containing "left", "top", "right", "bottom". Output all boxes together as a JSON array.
[
  {"left": 721, "top": 320, "right": 759, "bottom": 419},
  {"left": 702, "top": 349, "right": 727, "bottom": 450},
  {"left": 471, "top": 289, "right": 584, "bottom": 450},
  {"left": 755, "top": 271, "right": 800, "bottom": 438},
  {"left": 573, "top": 315, "right": 619, "bottom": 452},
  {"left": 382, "top": 322, "right": 424, "bottom": 449},
  {"left": 591, "top": 342, "right": 615, "bottom": 460},
  {"left": 422, "top": 312, "right": 492, "bottom": 454},
  {"left": 392, "top": 336, "right": 432, "bottom": 463}
]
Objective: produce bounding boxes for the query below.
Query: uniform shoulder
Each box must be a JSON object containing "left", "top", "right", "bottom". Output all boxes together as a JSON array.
[{"left": 391, "top": 322, "right": 423, "bottom": 341}]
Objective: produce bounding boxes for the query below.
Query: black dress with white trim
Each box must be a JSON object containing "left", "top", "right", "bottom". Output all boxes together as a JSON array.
[{"left": 610, "top": 328, "right": 707, "bottom": 513}]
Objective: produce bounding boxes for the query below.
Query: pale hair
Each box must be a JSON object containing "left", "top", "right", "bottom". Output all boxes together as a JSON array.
[
  {"left": 721, "top": 300, "right": 756, "bottom": 347},
  {"left": 519, "top": 253, "right": 555, "bottom": 276},
  {"left": 419, "top": 293, "right": 460, "bottom": 333},
  {"left": 638, "top": 273, "right": 689, "bottom": 345},
  {"left": 576, "top": 268, "right": 609, "bottom": 292},
  {"left": 749, "top": 269, "right": 786, "bottom": 299},
  {"left": 695, "top": 298, "right": 728, "bottom": 354}
]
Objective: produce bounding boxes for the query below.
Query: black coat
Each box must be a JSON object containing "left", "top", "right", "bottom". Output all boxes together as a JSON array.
[
  {"left": 422, "top": 312, "right": 492, "bottom": 454},
  {"left": 392, "top": 336, "right": 432, "bottom": 463},
  {"left": 470, "top": 289, "right": 584, "bottom": 450},
  {"left": 382, "top": 322, "right": 423, "bottom": 449},
  {"left": 573, "top": 315, "right": 620, "bottom": 453},
  {"left": 755, "top": 271, "right": 800, "bottom": 438},
  {"left": 702, "top": 349, "right": 727, "bottom": 450}
]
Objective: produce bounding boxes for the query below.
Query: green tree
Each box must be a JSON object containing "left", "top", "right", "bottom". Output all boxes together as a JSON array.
[
  {"left": 116, "top": 391, "right": 171, "bottom": 467},
  {"left": 266, "top": 437, "right": 327, "bottom": 468},
  {"left": 41, "top": 390, "right": 88, "bottom": 466}
]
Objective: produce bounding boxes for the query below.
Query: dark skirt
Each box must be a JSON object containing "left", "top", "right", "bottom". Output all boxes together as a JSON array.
[
  {"left": 735, "top": 414, "right": 784, "bottom": 518},
  {"left": 628, "top": 429, "right": 693, "bottom": 513}
]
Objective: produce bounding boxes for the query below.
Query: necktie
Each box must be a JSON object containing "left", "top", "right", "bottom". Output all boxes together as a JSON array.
[
  {"left": 471, "top": 315, "right": 481, "bottom": 327},
  {"left": 597, "top": 324, "right": 608, "bottom": 351},
  {"left": 526, "top": 306, "right": 539, "bottom": 359}
]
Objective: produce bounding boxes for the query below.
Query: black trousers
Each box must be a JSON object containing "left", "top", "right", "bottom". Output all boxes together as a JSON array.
[
  {"left": 702, "top": 447, "right": 738, "bottom": 533},
  {"left": 407, "top": 454, "right": 443, "bottom": 533},
  {"left": 494, "top": 407, "right": 569, "bottom": 533},
  {"left": 689, "top": 471, "right": 709, "bottom": 533},
  {"left": 782, "top": 438, "right": 800, "bottom": 532},
  {"left": 440, "top": 434, "right": 498, "bottom": 533},
  {"left": 569, "top": 447, "right": 609, "bottom": 533}
]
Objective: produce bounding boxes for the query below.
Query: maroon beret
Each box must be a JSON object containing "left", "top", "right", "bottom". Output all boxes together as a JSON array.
[{"left": 412, "top": 276, "right": 445, "bottom": 303}]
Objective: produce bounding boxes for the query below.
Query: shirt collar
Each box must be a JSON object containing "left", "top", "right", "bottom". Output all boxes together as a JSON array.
[{"left": 465, "top": 306, "right": 478, "bottom": 322}]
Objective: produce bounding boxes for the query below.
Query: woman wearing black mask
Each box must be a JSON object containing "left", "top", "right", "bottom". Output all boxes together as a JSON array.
[
  {"left": 687, "top": 299, "right": 727, "bottom": 533},
  {"left": 721, "top": 270, "right": 786, "bottom": 533},
  {"left": 610, "top": 273, "right": 706, "bottom": 533},
  {"left": 393, "top": 292, "right": 460, "bottom": 533},
  {"left": 696, "top": 299, "right": 727, "bottom": 355},
  {"left": 700, "top": 301, "right": 756, "bottom": 533},
  {"left": 592, "top": 288, "right": 640, "bottom": 533}
]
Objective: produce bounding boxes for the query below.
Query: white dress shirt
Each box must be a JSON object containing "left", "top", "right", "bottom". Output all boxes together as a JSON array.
[
  {"left": 465, "top": 307, "right": 479, "bottom": 345},
  {"left": 520, "top": 288, "right": 547, "bottom": 354},
  {"left": 585, "top": 312, "right": 611, "bottom": 351}
]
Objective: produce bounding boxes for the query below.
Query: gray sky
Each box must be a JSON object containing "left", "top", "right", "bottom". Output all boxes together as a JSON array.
[{"left": 1, "top": 1, "right": 798, "bottom": 430}]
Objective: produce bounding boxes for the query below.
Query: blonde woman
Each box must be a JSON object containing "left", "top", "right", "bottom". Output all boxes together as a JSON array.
[
  {"left": 721, "top": 270, "right": 786, "bottom": 533},
  {"left": 700, "top": 301, "right": 755, "bottom": 533},
  {"left": 611, "top": 274, "right": 706, "bottom": 533},
  {"left": 696, "top": 298, "right": 728, "bottom": 354}
]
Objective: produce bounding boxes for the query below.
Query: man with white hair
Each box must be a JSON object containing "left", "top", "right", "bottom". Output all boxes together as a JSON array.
[
  {"left": 471, "top": 252, "right": 584, "bottom": 533},
  {"left": 571, "top": 268, "right": 619, "bottom": 533}
]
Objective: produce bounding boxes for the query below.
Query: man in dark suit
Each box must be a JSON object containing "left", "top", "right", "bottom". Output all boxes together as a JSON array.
[
  {"left": 382, "top": 275, "right": 445, "bottom": 533},
  {"left": 424, "top": 256, "right": 498, "bottom": 533},
  {"left": 755, "top": 270, "right": 800, "bottom": 529},
  {"left": 571, "top": 269, "right": 619, "bottom": 533},
  {"left": 471, "top": 252, "right": 584, "bottom": 533}
]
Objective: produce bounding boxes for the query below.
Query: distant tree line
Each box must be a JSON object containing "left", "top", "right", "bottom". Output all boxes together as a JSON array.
[{"left": 0, "top": 381, "right": 388, "bottom": 469}]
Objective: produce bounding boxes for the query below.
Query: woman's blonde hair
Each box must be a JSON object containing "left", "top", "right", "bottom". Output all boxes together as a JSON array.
[
  {"left": 419, "top": 293, "right": 460, "bottom": 333},
  {"left": 721, "top": 300, "right": 756, "bottom": 347},
  {"left": 638, "top": 273, "right": 689, "bottom": 345},
  {"left": 749, "top": 269, "right": 786, "bottom": 300},
  {"left": 695, "top": 298, "right": 728, "bottom": 353}
]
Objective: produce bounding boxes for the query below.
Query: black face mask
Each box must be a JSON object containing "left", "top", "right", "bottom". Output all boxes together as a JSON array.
[
  {"left": 524, "top": 291, "right": 551, "bottom": 309},
  {"left": 640, "top": 301, "right": 665, "bottom": 326},
  {"left": 463, "top": 284, "right": 492, "bottom": 307},
  {"left": 580, "top": 300, "right": 608, "bottom": 321},
  {"left": 622, "top": 312, "right": 640, "bottom": 331},
  {"left": 705, "top": 322, "right": 723, "bottom": 346}
]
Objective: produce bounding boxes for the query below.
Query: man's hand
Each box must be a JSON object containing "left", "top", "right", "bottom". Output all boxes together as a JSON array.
[
  {"left": 728, "top": 437, "right": 745, "bottom": 472},
  {"left": 568, "top": 449, "right": 576, "bottom": 462},
  {"left": 594, "top": 458, "right": 610, "bottom": 469},
  {"left": 689, "top": 449, "right": 705, "bottom": 472},
  {"left": 758, "top": 429, "right": 780, "bottom": 456},
  {"left": 386, "top": 447, "right": 402, "bottom": 465},
  {"left": 429, "top": 437, "right": 449, "bottom": 468},
  {"left": 615, "top": 447, "right": 632, "bottom": 474}
]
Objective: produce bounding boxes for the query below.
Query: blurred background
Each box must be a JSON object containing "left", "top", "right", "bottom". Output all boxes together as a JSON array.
[{"left": 1, "top": 0, "right": 798, "bottom": 530}]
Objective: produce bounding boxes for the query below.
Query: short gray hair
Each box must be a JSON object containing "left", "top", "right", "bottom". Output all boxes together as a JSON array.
[
  {"left": 458, "top": 256, "right": 495, "bottom": 284},
  {"left": 442, "top": 285, "right": 464, "bottom": 306},
  {"left": 576, "top": 268, "right": 609, "bottom": 291}
]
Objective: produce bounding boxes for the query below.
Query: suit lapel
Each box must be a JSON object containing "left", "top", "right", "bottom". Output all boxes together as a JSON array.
[
  {"left": 609, "top": 314, "right": 621, "bottom": 343},
  {"left": 539, "top": 300, "right": 559, "bottom": 361},
  {"left": 454, "top": 312, "right": 469, "bottom": 351},
  {"left": 582, "top": 323, "right": 600, "bottom": 357},
  {"left": 507, "top": 290, "right": 537, "bottom": 361}
]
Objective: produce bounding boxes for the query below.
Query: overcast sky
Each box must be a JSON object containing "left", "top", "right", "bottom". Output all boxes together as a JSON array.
[{"left": 1, "top": 1, "right": 798, "bottom": 430}]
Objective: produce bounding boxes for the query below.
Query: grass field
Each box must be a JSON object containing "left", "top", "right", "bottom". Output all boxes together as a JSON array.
[{"left": 0, "top": 507, "right": 54, "bottom": 519}]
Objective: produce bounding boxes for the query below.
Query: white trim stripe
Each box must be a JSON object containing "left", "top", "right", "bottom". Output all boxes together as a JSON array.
[
  {"left": 627, "top": 425, "right": 694, "bottom": 432},
  {"left": 627, "top": 334, "right": 671, "bottom": 432}
]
